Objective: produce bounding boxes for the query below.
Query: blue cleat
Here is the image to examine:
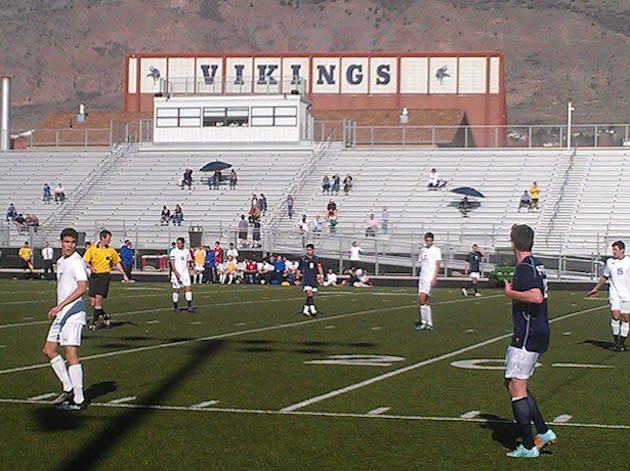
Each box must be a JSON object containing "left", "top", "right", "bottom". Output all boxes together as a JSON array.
[
  {"left": 534, "top": 429, "right": 557, "bottom": 449},
  {"left": 506, "top": 444, "right": 540, "bottom": 458}
]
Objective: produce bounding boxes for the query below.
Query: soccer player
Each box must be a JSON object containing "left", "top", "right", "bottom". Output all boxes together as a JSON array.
[
  {"left": 416, "top": 232, "right": 441, "bottom": 331},
  {"left": 503, "top": 224, "right": 556, "bottom": 458},
  {"left": 462, "top": 244, "right": 484, "bottom": 297},
  {"left": 298, "top": 243, "right": 324, "bottom": 316},
  {"left": 588, "top": 240, "right": 630, "bottom": 351},
  {"left": 193, "top": 245, "right": 206, "bottom": 284},
  {"left": 18, "top": 241, "right": 34, "bottom": 279},
  {"left": 170, "top": 237, "right": 194, "bottom": 312},
  {"left": 42, "top": 227, "right": 89, "bottom": 410},
  {"left": 83, "top": 229, "right": 129, "bottom": 331}
]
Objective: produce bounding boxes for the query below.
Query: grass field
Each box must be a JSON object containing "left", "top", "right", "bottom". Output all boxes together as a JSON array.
[{"left": 1, "top": 279, "right": 628, "bottom": 470}]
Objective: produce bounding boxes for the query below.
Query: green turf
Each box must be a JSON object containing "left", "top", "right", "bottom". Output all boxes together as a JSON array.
[{"left": 0, "top": 280, "right": 628, "bottom": 469}]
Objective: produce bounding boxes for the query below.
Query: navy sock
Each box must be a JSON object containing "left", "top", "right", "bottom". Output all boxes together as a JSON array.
[
  {"left": 305, "top": 296, "right": 313, "bottom": 306},
  {"left": 527, "top": 391, "right": 548, "bottom": 434},
  {"left": 511, "top": 397, "right": 534, "bottom": 449}
]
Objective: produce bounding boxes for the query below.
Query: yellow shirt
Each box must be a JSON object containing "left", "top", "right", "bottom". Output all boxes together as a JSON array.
[
  {"left": 194, "top": 249, "right": 206, "bottom": 266},
  {"left": 18, "top": 246, "right": 32, "bottom": 260},
  {"left": 83, "top": 244, "right": 121, "bottom": 273},
  {"left": 529, "top": 185, "right": 540, "bottom": 200}
]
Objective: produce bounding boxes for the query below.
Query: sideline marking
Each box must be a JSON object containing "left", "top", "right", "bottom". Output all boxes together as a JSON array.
[
  {"left": 280, "top": 305, "right": 607, "bottom": 413},
  {"left": 191, "top": 400, "right": 219, "bottom": 408},
  {"left": 27, "top": 392, "right": 56, "bottom": 401},
  {"left": 460, "top": 410, "right": 481, "bottom": 419},
  {"left": 0, "top": 398, "right": 627, "bottom": 430},
  {"left": 553, "top": 414, "right": 573, "bottom": 423},
  {"left": 552, "top": 363, "right": 614, "bottom": 369},
  {"left": 367, "top": 407, "right": 390, "bottom": 415},
  {"left": 305, "top": 354, "right": 405, "bottom": 367},
  {"left": 107, "top": 396, "right": 136, "bottom": 404},
  {"left": 0, "top": 294, "right": 499, "bottom": 376}
]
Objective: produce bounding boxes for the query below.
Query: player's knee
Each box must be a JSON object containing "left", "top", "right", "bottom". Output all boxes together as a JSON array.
[{"left": 42, "top": 344, "right": 55, "bottom": 359}]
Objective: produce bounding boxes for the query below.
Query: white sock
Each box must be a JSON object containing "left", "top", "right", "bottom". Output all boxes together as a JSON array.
[
  {"left": 611, "top": 319, "right": 621, "bottom": 335},
  {"left": 172, "top": 292, "right": 179, "bottom": 304},
  {"left": 68, "top": 364, "right": 84, "bottom": 404},
  {"left": 421, "top": 305, "right": 433, "bottom": 326},
  {"left": 50, "top": 355, "right": 72, "bottom": 391},
  {"left": 420, "top": 305, "right": 428, "bottom": 324},
  {"left": 621, "top": 321, "right": 629, "bottom": 338},
  {"left": 185, "top": 291, "right": 193, "bottom": 302}
]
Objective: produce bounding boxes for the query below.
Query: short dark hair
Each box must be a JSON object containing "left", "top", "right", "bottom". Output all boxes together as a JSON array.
[
  {"left": 306, "top": 243, "right": 314, "bottom": 250},
  {"left": 510, "top": 224, "right": 534, "bottom": 251},
  {"left": 176, "top": 237, "right": 185, "bottom": 244},
  {"left": 60, "top": 227, "right": 79, "bottom": 241},
  {"left": 424, "top": 232, "right": 434, "bottom": 240},
  {"left": 613, "top": 240, "right": 626, "bottom": 251},
  {"left": 99, "top": 229, "right": 112, "bottom": 239}
]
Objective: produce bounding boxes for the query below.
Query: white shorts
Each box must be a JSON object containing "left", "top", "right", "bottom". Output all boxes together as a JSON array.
[
  {"left": 194, "top": 265, "right": 205, "bottom": 272},
  {"left": 171, "top": 273, "right": 192, "bottom": 289},
  {"left": 303, "top": 285, "right": 318, "bottom": 293},
  {"left": 418, "top": 277, "right": 433, "bottom": 295},
  {"left": 610, "top": 299, "right": 630, "bottom": 313},
  {"left": 47, "top": 317, "right": 86, "bottom": 347},
  {"left": 504, "top": 345, "right": 540, "bottom": 380},
  {"left": 469, "top": 272, "right": 481, "bottom": 280}
]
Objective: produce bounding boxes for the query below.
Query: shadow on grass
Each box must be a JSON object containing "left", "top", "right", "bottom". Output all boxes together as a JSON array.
[
  {"left": 479, "top": 413, "right": 518, "bottom": 449},
  {"left": 580, "top": 339, "right": 616, "bottom": 351},
  {"left": 50, "top": 339, "right": 224, "bottom": 470}
]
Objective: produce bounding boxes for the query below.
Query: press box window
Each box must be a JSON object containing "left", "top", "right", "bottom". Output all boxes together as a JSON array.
[
  {"left": 251, "top": 106, "right": 297, "bottom": 127},
  {"left": 156, "top": 107, "right": 201, "bottom": 128},
  {"left": 203, "top": 107, "right": 250, "bottom": 127}
]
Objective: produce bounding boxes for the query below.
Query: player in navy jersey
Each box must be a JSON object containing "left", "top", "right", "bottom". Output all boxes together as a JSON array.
[
  {"left": 298, "top": 243, "right": 324, "bottom": 316},
  {"left": 462, "top": 244, "right": 484, "bottom": 297},
  {"left": 502, "top": 224, "right": 556, "bottom": 459}
]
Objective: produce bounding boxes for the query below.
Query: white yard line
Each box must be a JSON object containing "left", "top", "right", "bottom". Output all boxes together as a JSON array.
[
  {"left": 280, "top": 305, "right": 607, "bottom": 413},
  {"left": 0, "top": 398, "right": 627, "bottom": 430}
]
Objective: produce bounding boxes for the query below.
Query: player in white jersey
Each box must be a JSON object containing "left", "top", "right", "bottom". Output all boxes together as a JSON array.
[
  {"left": 588, "top": 240, "right": 630, "bottom": 351},
  {"left": 416, "top": 232, "right": 442, "bottom": 331},
  {"left": 169, "top": 237, "right": 195, "bottom": 312},
  {"left": 42, "top": 227, "right": 89, "bottom": 410}
]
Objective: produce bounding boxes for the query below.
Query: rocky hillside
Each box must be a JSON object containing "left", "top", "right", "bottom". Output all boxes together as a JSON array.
[{"left": 2, "top": 0, "right": 630, "bottom": 129}]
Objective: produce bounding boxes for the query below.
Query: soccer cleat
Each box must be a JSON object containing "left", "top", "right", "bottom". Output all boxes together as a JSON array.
[
  {"left": 534, "top": 429, "right": 557, "bottom": 449},
  {"left": 506, "top": 444, "right": 540, "bottom": 458},
  {"left": 103, "top": 314, "right": 111, "bottom": 327},
  {"left": 474, "top": 292, "right": 482, "bottom": 297},
  {"left": 186, "top": 306, "right": 196, "bottom": 313},
  {"left": 88, "top": 323, "right": 97, "bottom": 332},
  {"left": 302, "top": 306, "right": 311, "bottom": 317},
  {"left": 618, "top": 345, "right": 626, "bottom": 352},
  {"left": 461, "top": 288, "right": 468, "bottom": 297},
  {"left": 57, "top": 400, "right": 88, "bottom": 411},
  {"left": 423, "top": 324, "right": 434, "bottom": 331},
  {"left": 309, "top": 305, "right": 317, "bottom": 315},
  {"left": 414, "top": 320, "right": 423, "bottom": 331},
  {"left": 51, "top": 390, "right": 74, "bottom": 406}
]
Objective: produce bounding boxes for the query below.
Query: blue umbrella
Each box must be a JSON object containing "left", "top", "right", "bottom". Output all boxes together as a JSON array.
[
  {"left": 451, "top": 186, "right": 484, "bottom": 198},
  {"left": 200, "top": 160, "right": 232, "bottom": 172}
]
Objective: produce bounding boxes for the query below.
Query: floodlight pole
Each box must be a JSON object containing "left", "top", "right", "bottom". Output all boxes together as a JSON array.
[{"left": 566, "top": 100, "right": 575, "bottom": 149}]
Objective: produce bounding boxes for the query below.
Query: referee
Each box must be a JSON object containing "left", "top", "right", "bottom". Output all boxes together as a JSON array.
[{"left": 83, "top": 230, "right": 128, "bottom": 330}]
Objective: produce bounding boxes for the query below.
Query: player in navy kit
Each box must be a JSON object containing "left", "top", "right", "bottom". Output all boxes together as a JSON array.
[
  {"left": 298, "top": 243, "right": 324, "bottom": 316},
  {"left": 503, "top": 224, "right": 556, "bottom": 458},
  {"left": 462, "top": 244, "right": 484, "bottom": 297}
]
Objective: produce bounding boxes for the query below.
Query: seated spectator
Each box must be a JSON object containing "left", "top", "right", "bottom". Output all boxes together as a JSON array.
[
  {"left": 427, "top": 168, "right": 446, "bottom": 188},
  {"left": 258, "top": 257, "right": 275, "bottom": 284},
  {"left": 365, "top": 213, "right": 378, "bottom": 237},
  {"left": 220, "top": 255, "right": 239, "bottom": 284},
  {"left": 226, "top": 242, "right": 239, "bottom": 260},
  {"left": 518, "top": 190, "right": 532, "bottom": 212},
  {"left": 323, "top": 268, "right": 338, "bottom": 287},
  {"left": 160, "top": 205, "right": 171, "bottom": 226},
  {"left": 244, "top": 258, "right": 259, "bottom": 284},
  {"left": 313, "top": 215, "right": 324, "bottom": 236},
  {"left": 331, "top": 174, "right": 341, "bottom": 195},
  {"left": 54, "top": 183, "right": 65, "bottom": 203},
  {"left": 6, "top": 203, "right": 17, "bottom": 222},
  {"left": 25, "top": 213, "right": 39, "bottom": 233},
  {"left": 229, "top": 169, "right": 238, "bottom": 190},
  {"left": 252, "top": 219, "right": 261, "bottom": 248},
  {"left": 343, "top": 174, "right": 353, "bottom": 195},
  {"left": 459, "top": 196, "right": 472, "bottom": 216},
  {"left": 172, "top": 204, "right": 183, "bottom": 226},
  {"left": 322, "top": 175, "right": 331, "bottom": 194},
  {"left": 284, "top": 257, "right": 298, "bottom": 285},
  {"left": 181, "top": 168, "right": 193, "bottom": 190},
  {"left": 15, "top": 213, "right": 27, "bottom": 230},
  {"left": 42, "top": 183, "right": 52, "bottom": 203},
  {"left": 272, "top": 254, "right": 286, "bottom": 284},
  {"left": 213, "top": 170, "right": 222, "bottom": 190}
]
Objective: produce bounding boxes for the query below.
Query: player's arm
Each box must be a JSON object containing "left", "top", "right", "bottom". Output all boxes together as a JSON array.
[
  {"left": 463, "top": 260, "right": 469, "bottom": 274},
  {"left": 317, "top": 263, "right": 324, "bottom": 282},
  {"left": 588, "top": 275, "right": 607, "bottom": 297},
  {"left": 48, "top": 280, "right": 88, "bottom": 319},
  {"left": 432, "top": 261, "right": 441, "bottom": 287},
  {"left": 504, "top": 280, "right": 543, "bottom": 304},
  {"left": 114, "top": 261, "right": 129, "bottom": 283},
  {"left": 169, "top": 258, "right": 181, "bottom": 280}
]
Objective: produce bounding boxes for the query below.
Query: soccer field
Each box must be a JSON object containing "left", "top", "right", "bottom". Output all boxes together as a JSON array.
[{"left": 1, "top": 280, "right": 628, "bottom": 470}]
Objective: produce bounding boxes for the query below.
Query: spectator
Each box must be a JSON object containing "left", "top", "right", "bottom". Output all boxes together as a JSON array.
[
  {"left": 41, "top": 240, "right": 55, "bottom": 280},
  {"left": 343, "top": 174, "right": 353, "bottom": 195},
  {"left": 226, "top": 242, "right": 239, "bottom": 260},
  {"left": 119, "top": 240, "right": 135, "bottom": 282},
  {"left": 248, "top": 204, "right": 261, "bottom": 223},
  {"left": 54, "top": 183, "right": 65, "bottom": 203},
  {"left": 244, "top": 258, "right": 259, "bottom": 284},
  {"left": 251, "top": 193, "right": 258, "bottom": 209},
  {"left": 298, "top": 214, "right": 309, "bottom": 247},
  {"left": 427, "top": 168, "right": 440, "bottom": 188},
  {"left": 238, "top": 215, "right": 249, "bottom": 248},
  {"left": 42, "top": 183, "right": 52, "bottom": 204},
  {"left": 252, "top": 219, "right": 261, "bottom": 248},
  {"left": 459, "top": 196, "right": 472, "bottom": 216},
  {"left": 222, "top": 255, "right": 239, "bottom": 284},
  {"left": 15, "top": 213, "right": 27, "bottom": 230},
  {"left": 286, "top": 195, "right": 294, "bottom": 219},
  {"left": 529, "top": 181, "right": 541, "bottom": 211},
  {"left": 329, "top": 212, "right": 338, "bottom": 232},
  {"left": 212, "top": 169, "right": 222, "bottom": 190},
  {"left": 331, "top": 174, "right": 341, "bottom": 195},
  {"left": 313, "top": 215, "right": 324, "bottom": 236},
  {"left": 229, "top": 169, "right": 238, "bottom": 189},
  {"left": 6, "top": 203, "right": 17, "bottom": 222},
  {"left": 203, "top": 245, "right": 216, "bottom": 284},
  {"left": 349, "top": 241, "right": 362, "bottom": 261},
  {"left": 327, "top": 198, "right": 337, "bottom": 217},
  {"left": 213, "top": 241, "right": 224, "bottom": 267},
  {"left": 18, "top": 240, "right": 34, "bottom": 278},
  {"left": 161, "top": 205, "right": 171, "bottom": 226},
  {"left": 181, "top": 168, "right": 193, "bottom": 190},
  {"left": 381, "top": 207, "right": 389, "bottom": 234},
  {"left": 259, "top": 193, "right": 268, "bottom": 215},
  {"left": 172, "top": 204, "right": 183, "bottom": 226},
  {"left": 323, "top": 268, "right": 338, "bottom": 287},
  {"left": 365, "top": 213, "right": 378, "bottom": 237},
  {"left": 352, "top": 267, "right": 372, "bottom": 288},
  {"left": 25, "top": 213, "right": 39, "bottom": 233},
  {"left": 272, "top": 254, "right": 286, "bottom": 284},
  {"left": 518, "top": 190, "right": 532, "bottom": 212},
  {"left": 284, "top": 257, "right": 299, "bottom": 285},
  {"left": 322, "top": 175, "right": 331, "bottom": 194}
]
